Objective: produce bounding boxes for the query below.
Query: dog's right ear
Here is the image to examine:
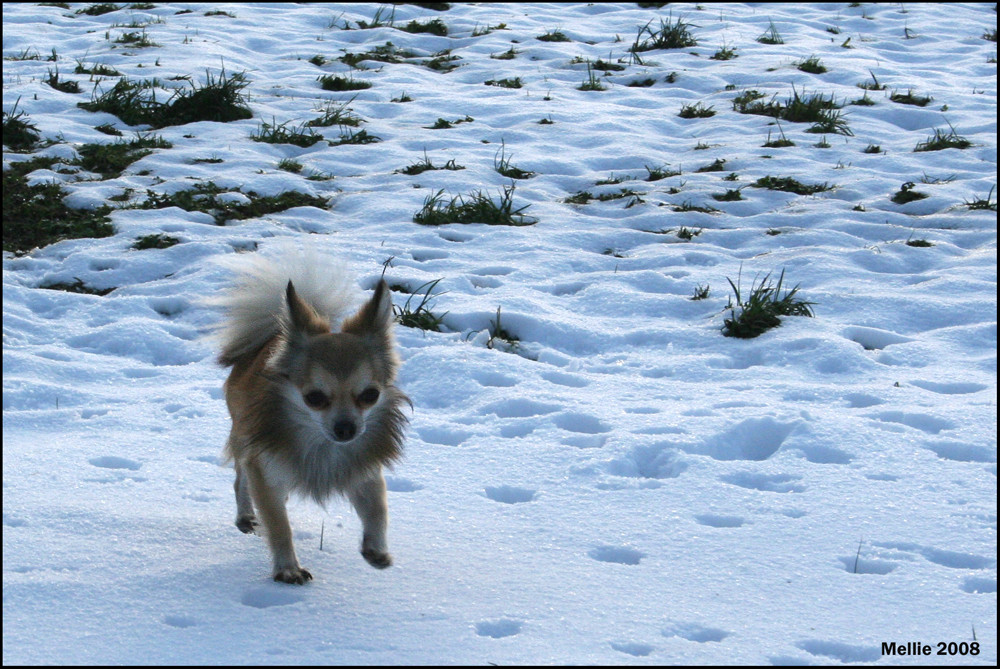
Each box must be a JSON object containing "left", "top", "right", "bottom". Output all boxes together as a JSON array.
[
  {"left": 342, "top": 279, "right": 393, "bottom": 337},
  {"left": 285, "top": 280, "right": 329, "bottom": 335}
]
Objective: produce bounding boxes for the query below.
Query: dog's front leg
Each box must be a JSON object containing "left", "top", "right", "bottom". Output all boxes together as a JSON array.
[
  {"left": 245, "top": 460, "right": 312, "bottom": 584},
  {"left": 233, "top": 459, "right": 257, "bottom": 534},
  {"left": 348, "top": 471, "right": 393, "bottom": 569}
]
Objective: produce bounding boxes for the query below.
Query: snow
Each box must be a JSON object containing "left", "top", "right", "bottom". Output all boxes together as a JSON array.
[{"left": 3, "top": 2, "right": 996, "bottom": 665}]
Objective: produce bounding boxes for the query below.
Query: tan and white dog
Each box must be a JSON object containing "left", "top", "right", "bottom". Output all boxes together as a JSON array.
[{"left": 209, "top": 246, "right": 408, "bottom": 583}]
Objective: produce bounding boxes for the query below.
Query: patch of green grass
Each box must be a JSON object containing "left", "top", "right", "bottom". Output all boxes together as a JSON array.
[
  {"left": 757, "top": 19, "right": 784, "bottom": 44},
  {"left": 678, "top": 102, "right": 715, "bottom": 118},
  {"left": 627, "top": 78, "right": 656, "bottom": 87},
  {"left": 393, "top": 278, "right": 447, "bottom": 331},
  {"left": 913, "top": 125, "right": 971, "bottom": 152},
  {"left": 138, "top": 182, "right": 328, "bottom": 226},
  {"left": 45, "top": 68, "right": 81, "bottom": 94},
  {"left": 396, "top": 150, "right": 465, "bottom": 175},
  {"left": 964, "top": 186, "right": 997, "bottom": 211},
  {"left": 355, "top": 5, "right": 396, "bottom": 29},
  {"left": 677, "top": 226, "right": 702, "bottom": 240},
  {"left": 306, "top": 98, "right": 364, "bottom": 128},
  {"left": 536, "top": 29, "right": 571, "bottom": 42},
  {"left": 330, "top": 128, "right": 381, "bottom": 145},
  {"left": 630, "top": 13, "right": 697, "bottom": 52},
  {"left": 863, "top": 143, "right": 882, "bottom": 154},
  {"left": 491, "top": 47, "right": 519, "bottom": 60},
  {"left": 905, "top": 238, "right": 933, "bottom": 247},
  {"left": 752, "top": 175, "right": 832, "bottom": 195},
  {"left": 577, "top": 63, "right": 606, "bottom": 91},
  {"left": 645, "top": 164, "right": 681, "bottom": 181},
  {"left": 484, "top": 77, "right": 522, "bottom": 88},
  {"left": 250, "top": 119, "right": 323, "bottom": 147},
  {"left": 722, "top": 268, "right": 814, "bottom": 338},
  {"left": 414, "top": 184, "right": 536, "bottom": 226},
  {"left": 672, "top": 200, "right": 719, "bottom": 214},
  {"left": 691, "top": 284, "right": 710, "bottom": 300},
  {"left": 493, "top": 141, "right": 535, "bottom": 179},
  {"left": 401, "top": 18, "right": 447, "bottom": 36},
  {"left": 339, "top": 43, "right": 418, "bottom": 69},
  {"left": 3, "top": 157, "right": 115, "bottom": 254},
  {"left": 74, "top": 59, "right": 121, "bottom": 76},
  {"left": 114, "top": 29, "right": 160, "bottom": 48},
  {"left": 318, "top": 74, "right": 371, "bottom": 91},
  {"left": 76, "top": 3, "right": 121, "bottom": 16},
  {"left": 796, "top": 56, "right": 827, "bottom": 74},
  {"left": 132, "top": 233, "right": 180, "bottom": 250},
  {"left": 422, "top": 51, "right": 462, "bottom": 72},
  {"left": 38, "top": 278, "right": 115, "bottom": 296},
  {"left": 890, "top": 89, "right": 932, "bottom": 107},
  {"left": 712, "top": 188, "right": 744, "bottom": 201},
  {"left": 277, "top": 158, "right": 303, "bottom": 173},
  {"left": 856, "top": 70, "right": 885, "bottom": 91},
  {"left": 78, "top": 70, "right": 251, "bottom": 128},
  {"left": 425, "top": 115, "right": 473, "bottom": 129},
  {"left": 76, "top": 133, "right": 171, "bottom": 177},
  {"left": 891, "top": 181, "right": 928, "bottom": 204},
  {"left": 710, "top": 43, "right": 737, "bottom": 60},
  {"left": 762, "top": 125, "right": 794, "bottom": 147},
  {"left": 484, "top": 306, "right": 519, "bottom": 352},
  {"left": 564, "top": 191, "right": 593, "bottom": 205},
  {"left": 695, "top": 158, "right": 726, "bottom": 173},
  {"left": 2, "top": 99, "right": 41, "bottom": 151}
]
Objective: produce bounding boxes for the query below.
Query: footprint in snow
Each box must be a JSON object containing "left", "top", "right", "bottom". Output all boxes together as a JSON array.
[
  {"left": 795, "top": 639, "right": 881, "bottom": 663},
  {"left": 474, "top": 618, "right": 523, "bottom": 639},
  {"left": 589, "top": 545, "right": 644, "bottom": 566},
  {"left": 720, "top": 472, "right": 805, "bottom": 493},
  {"left": 385, "top": 475, "right": 423, "bottom": 492},
  {"left": 610, "top": 640, "right": 655, "bottom": 657},
  {"left": 693, "top": 514, "right": 745, "bottom": 528},
  {"left": 483, "top": 485, "right": 536, "bottom": 504},
  {"left": 240, "top": 586, "right": 305, "bottom": 609},
  {"left": 662, "top": 621, "right": 729, "bottom": 643},
  {"left": 89, "top": 456, "right": 141, "bottom": 471}
]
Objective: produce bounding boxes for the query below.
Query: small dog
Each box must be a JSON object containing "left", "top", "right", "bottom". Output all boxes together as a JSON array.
[{"left": 209, "top": 245, "right": 407, "bottom": 584}]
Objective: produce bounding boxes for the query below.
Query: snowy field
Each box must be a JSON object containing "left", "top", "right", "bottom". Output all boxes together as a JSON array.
[{"left": 3, "top": 2, "right": 997, "bottom": 665}]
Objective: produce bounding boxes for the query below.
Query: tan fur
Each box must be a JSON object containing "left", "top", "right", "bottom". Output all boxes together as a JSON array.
[{"left": 216, "top": 256, "right": 407, "bottom": 584}]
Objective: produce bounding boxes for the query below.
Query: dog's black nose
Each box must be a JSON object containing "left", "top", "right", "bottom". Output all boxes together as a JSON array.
[{"left": 332, "top": 420, "right": 357, "bottom": 441}]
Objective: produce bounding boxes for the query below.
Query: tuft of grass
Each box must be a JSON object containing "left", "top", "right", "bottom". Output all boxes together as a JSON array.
[
  {"left": 329, "top": 128, "right": 381, "bottom": 146},
  {"left": 710, "top": 43, "right": 737, "bottom": 60},
  {"left": 691, "top": 284, "right": 710, "bottom": 300},
  {"left": 137, "top": 182, "right": 328, "bottom": 226},
  {"left": 306, "top": 97, "right": 363, "bottom": 127},
  {"left": 672, "top": 200, "right": 719, "bottom": 214},
  {"left": 484, "top": 306, "right": 519, "bottom": 351},
  {"left": 536, "top": 29, "right": 571, "bottom": 42},
  {"left": 413, "top": 184, "right": 536, "bottom": 226},
  {"left": 645, "top": 164, "right": 681, "bottom": 181},
  {"left": 964, "top": 185, "right": 997, "bottom": 211},
  {"left": 484, "top": 77, "right": 523, "bottom": 89},
  {"left": 318, "top": 74, "right": 371, "bottom": 91},
  {"left": 3, "top": 99, "right": 41, "bottom": 150},
  {"left": 752, "top": 175, "right": 832, "bottom": 195},
  {"left": 74, "top": 59, "right": 121, "bottom": 76},
  {"left": 491, "top": 47, "right": 519, "bottom": 60},
  {"left": 493, "top": 140, "right": 535, "bottom": 179},
  {"left": 905, "top": 238, "right": 934, "bottom": 247},
  {"left": 890, "top": 89, "right": 932, "bottom": 107},
  {"left": 132, "top": 233, "right": 180, "bottom": 250},
  {"left": 397, "top": 150, "right": 465, "bottom": 175},
  {"left": 863, "top": 143, "right": 882, "bottom": 154},
  {"left": 913, "top": 125, "right": 972, "bottom": 152},
  {"left": 45, "top": 67, "right": 81, "bottom": 94},
  {"left": 796, "top": 56, "right": 827, "bottom": 74},
  {"left": 891, "top": 181, "right": 928, "bottom": 204},
  {"left": 712, "top": 188, "right": 744, "bottom": 202},
  {"left": 677, "top": 226, "right": 701, "bottom": 240},
  {"left": 400, "top": 18, "right": 447, "bottom": 36},
  {"left": 856, "top": 70, "right": 885, "bottom": 91},
  {"left": 424, "top": 115, "right": 473, "bottom": 129},
  {"left": 76, "top": 133, "right": 171, "bottom": 177},
  {"left": 577, "top": 63, "right": 606, "bottom": 91},
  {"left": 422, "top": 50, "right": 462, "bottom": 72},
  {"left": 695, "top": 158, "right": 726, "bottom": 173},
  {"left": 393, "top": 279, "right": 447, "bottom": 332},
  {"left": 38, "top": 278, "right": 114, "bottom": 296},
  {"left": 762, "top": 124, "right": 794, "bottom": 147},
  {"left": 277, "top": 158, "right": 303, "bottom": 173},
  {"left": 250, "top": 119, "right": 323, "bottom": 147},
  {"left": 630, "top": 13, "right": 697, "bottom": 52},
  {"left": 3, "top": 157, "right": 114, "bottom": 254},
  {"left": 757, "top": 19, "right": 784, "bottom": 44},
  {"left": 78, "top": 69, "right": 251, "bottom": 128},
  {"left": 722, "top": 268, "right": 815, "bottom": 338},
  {"left": 678, "top": 102, "right": 715, "bottom": 118}
]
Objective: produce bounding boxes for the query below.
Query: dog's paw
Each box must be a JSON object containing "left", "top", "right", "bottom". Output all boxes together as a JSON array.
[
  {"left": 235, "top": 514, "right": 258, "bottom": 534},
  {"left": 273, "top": 566, "right": 313, "bottom": 584},
  {"left": 361, "top": 548, "right": 393, "bottom": 569}
]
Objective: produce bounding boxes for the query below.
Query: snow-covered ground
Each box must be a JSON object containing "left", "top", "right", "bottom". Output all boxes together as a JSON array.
[{"left": 3, "top": 2, "right": 996, "bottom": 664}]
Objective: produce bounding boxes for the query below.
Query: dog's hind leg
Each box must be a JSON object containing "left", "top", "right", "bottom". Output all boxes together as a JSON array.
[
  {"left": 233, "top": 459, "right": 257, "bottom": 534},
  {"left": 348, "top": 471, "right": 393, "bottom": 569}
]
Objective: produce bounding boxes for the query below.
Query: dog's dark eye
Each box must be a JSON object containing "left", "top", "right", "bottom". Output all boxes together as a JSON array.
[
  {"left": 303, "top": 390, "right": 328, "bottom": 409},
  {"left": 357, "top": 387, "right": 380, "bottom": 405}
]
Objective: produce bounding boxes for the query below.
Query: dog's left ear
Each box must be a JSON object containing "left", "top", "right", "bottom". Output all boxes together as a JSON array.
[{"left": 342, "top": 279, "right": 393, "bottom": 336}]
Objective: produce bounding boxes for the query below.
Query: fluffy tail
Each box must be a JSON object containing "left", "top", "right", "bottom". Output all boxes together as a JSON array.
[{"left": 205, "top": 241, "right": 358, "bottom": 367}]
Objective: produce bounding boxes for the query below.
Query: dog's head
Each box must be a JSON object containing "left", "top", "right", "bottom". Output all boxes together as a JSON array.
[{"left": 269, "top": 279, "right": 398, "bottom": 443}]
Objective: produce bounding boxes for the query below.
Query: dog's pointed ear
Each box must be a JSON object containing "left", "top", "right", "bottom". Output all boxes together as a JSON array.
[
  {"left": 342, "top": 279, "right": 393, "bottom": 336},
  {"left": 285, "top": 280, "right": 328, "bottom": 335}
]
